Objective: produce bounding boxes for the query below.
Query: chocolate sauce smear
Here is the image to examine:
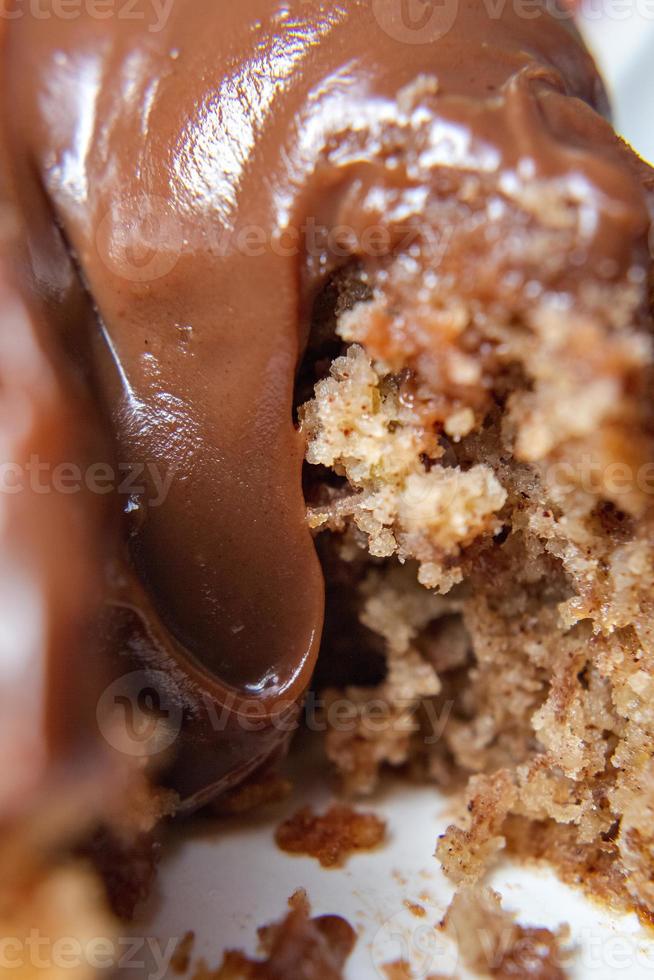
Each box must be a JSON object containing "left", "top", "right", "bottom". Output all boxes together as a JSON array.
[{"left": 0, "top": 0, "right": 649, "bottom": 809}]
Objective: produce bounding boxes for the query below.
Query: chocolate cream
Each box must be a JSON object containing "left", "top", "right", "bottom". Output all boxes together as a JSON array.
[{"left": 0, "top": 0, "right": 650, "bottom": 811}]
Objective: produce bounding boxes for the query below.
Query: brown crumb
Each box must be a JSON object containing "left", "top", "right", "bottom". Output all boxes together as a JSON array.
[
  {"left": 404, "top": 900, "right": 426, "bottom": 918},
  {"left": 275, "top": 805, "right": 386, "bottom": 867},
  {"left": 383, "top": 962, "right": 451, "bottom": 980},
  {"left": 257, "top": 890, "right": 311, "bottom": 949},
  {"left": 383, "top": 962, "right": 414, "bottom": 980},
  {"left": 82, "top": 826, "right": 162, "bottom": 920},
  {"left": 490, "top": 926, "right": 569, "bottom": 979},
  {"left": 171, "top": 931, "right": 196, "bottom": 974},
  {"left": 287, "top": 888, "right": 311, "bottom": 913},
  {"left": 443, "top": 887, "right": 570, "bottom": 979},
  {"left": 196, "top": 893, "right": 356, "bottom": 980}
]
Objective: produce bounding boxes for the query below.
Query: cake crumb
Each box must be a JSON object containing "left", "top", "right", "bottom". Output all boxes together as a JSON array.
[
  {"left": 171, "top": 931, "right": 195, "bottom": 974},
  {"left": 383, "top": 962, "right": 450, "bottom": 980},
  {"left": 198, "top": 893, "right": 356, "bottom": 979},
  {"left": 301, "top": 343, "right": 506, "bottom": 586},
  {"left": 443, "top": 887, "right": 570, "bottom": 979},
  {"left": 382, "top": 961, "right": 414, "bottom": 980},
  {"left": 275, "top": 805, "right": 386, "bottom": 867},
  {"left": 404, "top": 900, "right": 426, "bottom": 918},
  {"left": 287, "top": 888, "right": 310, "bottom": 913}
]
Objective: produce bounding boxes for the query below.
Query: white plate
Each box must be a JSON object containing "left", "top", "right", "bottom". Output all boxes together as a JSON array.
[
  {"left": 581, "top": 4, "right": 654, "bottom": 162},
  {"left": 132, "top": 15, "right": 654, "bottom": 980},
  {"left": 137, "top": 740, "right": 654, "bottom": 979}
]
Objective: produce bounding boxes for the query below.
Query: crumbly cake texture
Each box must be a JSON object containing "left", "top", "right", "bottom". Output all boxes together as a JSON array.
[
  {"left": 442, "top": 886, "right": 570, "bottom": 979},
  {"left": 0, "top": 767, "right": 176, "bottom": 980},
  {"left": 195, "top": 890, "right": 356, "bottom": 980},
  {"left": 0, "top": 864, "right": 114, "bottom": 980},
  {"left": 299, "top": 135, "right": 654, "bottom": 920},
  {"left": 275, "top": 804, "right": 386, "bottom": 867}
]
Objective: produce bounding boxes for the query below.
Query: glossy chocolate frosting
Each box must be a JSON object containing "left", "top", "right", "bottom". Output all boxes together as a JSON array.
[{"left": 0, "top": 1, "right": 651, "bottom": 810}]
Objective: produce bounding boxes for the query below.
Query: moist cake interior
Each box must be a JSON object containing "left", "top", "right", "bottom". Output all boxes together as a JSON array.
[{"left": 296, "top": 154, "right": 654, "bottom": 921}]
